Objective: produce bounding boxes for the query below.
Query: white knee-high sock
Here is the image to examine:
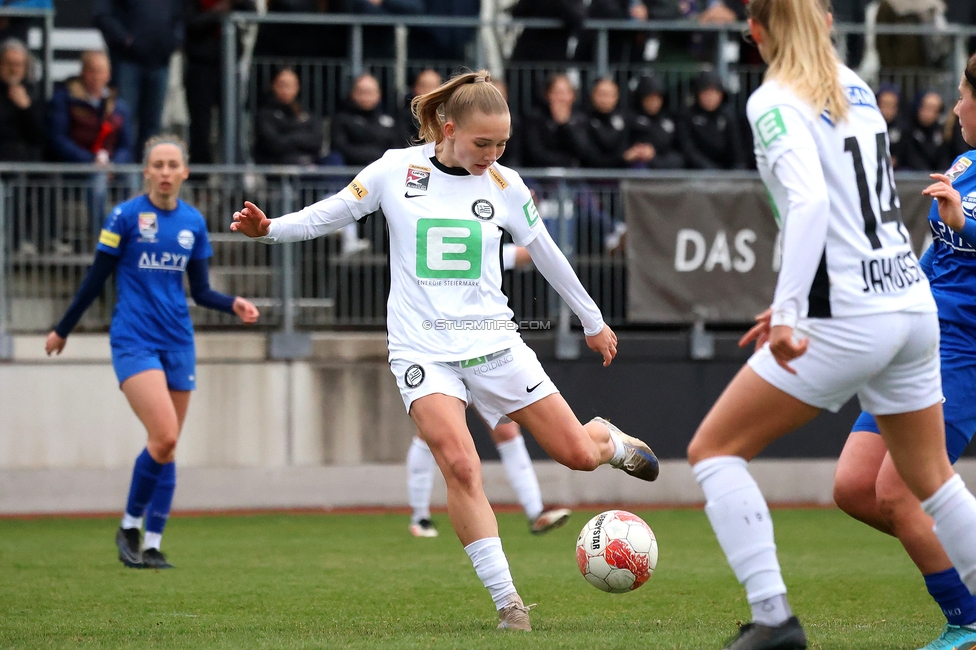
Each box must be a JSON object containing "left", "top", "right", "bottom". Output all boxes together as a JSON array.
[
  {"left": 465, "top": 536, "right": 518, "bottom": 609},
  {"left": 406, "top": 437, "right": 435, "bottom": 524},
  {"left": 496, "top": 435, "right": 544, "bottom": 521},
  {"left": 923, "top": 474, "right": 976, "bottom": 594},
  {"left": 694, "top": 456, "right": 790, "bottom": 624}
]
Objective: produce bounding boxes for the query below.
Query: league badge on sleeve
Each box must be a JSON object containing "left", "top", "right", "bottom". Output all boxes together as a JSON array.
[
  {"left": 945, "top": 157, "right": 972, "bottom": 183},
  {"left": 138, "top": 212, "right": 158, "bottom": 240},
  {"left": 405, "top": 164, "right": 431, "bottom": 192}
]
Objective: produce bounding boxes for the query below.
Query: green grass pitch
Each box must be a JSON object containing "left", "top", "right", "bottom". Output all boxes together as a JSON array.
[{"left": 0, "top": 508, "right": 943, "bottom": 649}]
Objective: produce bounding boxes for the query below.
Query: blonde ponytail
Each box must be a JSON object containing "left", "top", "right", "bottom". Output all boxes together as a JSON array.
[
  {"left": 750, "top": 0, "right": 848, "bottom": 123},
  {"left": 411, "top": 69, "right": 509, "bottom": 144}
]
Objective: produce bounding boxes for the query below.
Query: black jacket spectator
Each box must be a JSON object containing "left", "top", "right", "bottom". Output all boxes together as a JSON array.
[
  {"left": 331, "top": 104, "right": 401, "bottom": 166},
  {"left": 900, "top": 91, "right": 950, "bottom": 172},
  {"left": 0, "top": 41, "right": 43, "bottom": 162},
  {"left": 0, "top": 78, "right": 43, "bottom": 161},
  {"left": 254, "top": 98, "right": 322, "bottom": 165},
  {"left": 629, "top": 75, "right": 684, "bottom": 169},
  {"left": 677, "top": 71, "right": 746, "bottom": 170},
  {"left": 522, "top": 108, "right": 590, "bottom": 167},
  {"left": 184, "top": 0, "right": 255, "bottom": 65},
  {"left": 510, "top": 0, "right": 586, "bottom": 62},
  {"left": 93, "top": 0, "right": 184, "bottom": 67},
  {"left": 876, "top": 83, "right": 906, "bottom": 168},
  {"left": 576, "top": 79, "right": 632, "bottom": 168}
]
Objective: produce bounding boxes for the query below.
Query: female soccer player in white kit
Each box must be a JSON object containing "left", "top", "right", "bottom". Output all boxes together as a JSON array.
[
  {"left": 686, "top": 1, "right": 976, "bottom": 649},
  {"left": 231, "top": 70, "right": 659, "bottom": 631}
]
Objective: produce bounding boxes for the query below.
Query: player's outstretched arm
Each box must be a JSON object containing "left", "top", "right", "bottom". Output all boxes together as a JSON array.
[{"left": 230, "top": 201, "right": 272, "bottom": 238}]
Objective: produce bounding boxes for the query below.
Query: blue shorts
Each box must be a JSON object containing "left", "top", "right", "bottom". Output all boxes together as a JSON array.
[
  {"left": 111, "top": 346, "right": 197, "bottom": 391},
  {"left": 852, "top": 320, "right": 976, "bottom": 463}
]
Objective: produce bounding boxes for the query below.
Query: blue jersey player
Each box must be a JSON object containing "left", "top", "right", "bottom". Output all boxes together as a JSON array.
[
  {"left": 833, "top": 56, "right": 976, "bottom": 650},
  {"left": 45, "top": 136, "right": 259, "bottom": 569}
]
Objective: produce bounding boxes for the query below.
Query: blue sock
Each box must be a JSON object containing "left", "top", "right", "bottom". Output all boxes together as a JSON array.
[
  {"left": 146, "top": 462, "right": 176, "bottom": 535},
  {"left": 924, "top": 568, "right": 976, "bottom": 626},
  {"left": 124, "top": 449, "right": 165, "bottom": 520}
]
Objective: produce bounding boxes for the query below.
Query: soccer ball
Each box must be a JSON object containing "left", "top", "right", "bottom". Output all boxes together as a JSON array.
[{"left": 576, "top": 510, "right": 657, "bottom": 593}]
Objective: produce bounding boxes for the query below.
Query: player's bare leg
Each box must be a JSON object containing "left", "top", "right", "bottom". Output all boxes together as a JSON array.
[
  {"left": 833, "top": 431, "right": 891, "bottom": 534},
  {"left": 509, "top": 393, "right": 659, "bottom": 481},
  {"left": 411, "top": 393, "right": 531, "bottom": 629}
]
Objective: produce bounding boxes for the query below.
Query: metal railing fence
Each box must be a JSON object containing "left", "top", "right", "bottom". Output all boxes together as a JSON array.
[{"left": 0, "top": 165, "right": 644, "bottom": 355}]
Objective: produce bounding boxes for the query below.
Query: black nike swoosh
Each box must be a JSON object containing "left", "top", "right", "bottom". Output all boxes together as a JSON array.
[
  {"left": 526, "top": 381, "right": 544, "bottom": 393},
  {"left": 404, "top": 192, "right": 424, "bottom": 198}
]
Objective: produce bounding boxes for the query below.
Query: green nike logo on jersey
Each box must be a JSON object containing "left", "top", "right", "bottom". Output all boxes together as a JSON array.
[
  {"left": 416, "top": 219, "right": 482, "bottom": 279},
  {"left": 756, "top": 108, "right": 787, "bottom": 148}
]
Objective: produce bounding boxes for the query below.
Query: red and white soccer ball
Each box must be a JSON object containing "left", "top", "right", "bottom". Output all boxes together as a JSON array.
[{"left": 576, "top": 510, "right": 658, "bottom": 593}]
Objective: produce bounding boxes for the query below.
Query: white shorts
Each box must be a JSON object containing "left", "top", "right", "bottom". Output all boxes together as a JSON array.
[
  {"left": 748, "top": 311, "right": 942, "bottom": 415},
  {"left": 390, "top": 341, "right": 558, "bottom": 429}
]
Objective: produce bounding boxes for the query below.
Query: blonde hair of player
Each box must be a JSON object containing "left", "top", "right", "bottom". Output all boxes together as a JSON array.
[
  {"left": 411, "top": 69, "right": 509, "bottom": 144},
  {"left": 749, "top": 0, "right": 849, "bottom": 124}
]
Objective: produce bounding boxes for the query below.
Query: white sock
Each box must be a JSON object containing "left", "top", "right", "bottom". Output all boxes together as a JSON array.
[
  {"left": 608, "top": 430, "right": 626, "bottom": 466},
  {"left": 143, "top": 532, "right": 162, "bottom": 551},
  {"left": 121, "top": 514, "right": 143, "bottom": 530},
  {"left": 496, "top": 435, "right": 544, "bottom": 521},
  {"left": 752, "top": 594, "right": 793, "bottom": 626},
  {"left": 406, "top": 437, "right": 435, "bottom": 524},
  {"left": 922, "top": 474, "right": 976, "bottom": 593},
  {"left": 694, "top": 456, "right": 789, "bottom": 622},
  {"left": 464, "top": 536, "right": 518, "bottom": 610}
]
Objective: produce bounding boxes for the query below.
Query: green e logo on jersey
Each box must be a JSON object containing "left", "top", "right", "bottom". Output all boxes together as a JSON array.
[
  {"left": 756, "top": 108, "right": 787, "bottom": 148},
  {"left": 416, "top": 219, "right": 482, "bottom": 279},
  {"left": 523, "top": 199, "right": 540, "bottom": 227}
]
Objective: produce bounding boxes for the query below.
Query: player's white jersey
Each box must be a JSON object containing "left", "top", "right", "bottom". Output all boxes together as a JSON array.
[
  {"left": 331, "top": 143, "right": 544, "bottom": 361},
  {"left": 748, "top": 65, "right": 935, "bottom": 321}
]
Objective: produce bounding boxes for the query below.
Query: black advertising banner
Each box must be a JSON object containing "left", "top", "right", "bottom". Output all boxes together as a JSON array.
[{"left": 623, "top": 177, "right": 933, "bottom": 324}]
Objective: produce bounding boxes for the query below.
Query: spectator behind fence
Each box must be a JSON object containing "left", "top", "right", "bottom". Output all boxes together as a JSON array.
[
  {"left": 0, "top": 38, "right": 43, "bottom": 162},
  {"left": 93, "top": 0, "right": 184, "bottom": 157},
  {"left": 876, "top": 82, "right": 905, "bottom": 168},
  {"left": 509, "top": 0, "right": 586, "bottom": 63},
  {"left": 398, "top": 68, "right": 442, "bottom": 144},
  {"left": 184, "top": 0, "right": 256, "bottom": 165},
  {"left": 47, "top": 50, "right": 134, "bottom": 244},
  {"left": 345, "top": 0, "right": 423, "bottom": 60},
  {"left": 578, "top": 77, "right": 652, "bottom": 168},
  {"left": 628, "top": 73, "right": 684, "bottom": 169},
  {"left": 677, "top": 70, "right": 746, "bottom": 170},
  {"left": 331, "top": 73, "right": 401, "bottom": 166},
  {"left": 522, "top": 73, "right": 590, "bottom": 167},
  {"left": 900, "top": 89, "right": 950, "bottom": 171},
  {"left": 48, "top": 51, "right": 133, "bottom": 166},
  {"left": 253, "top": 67, "right": 323, "bottom": 165}
]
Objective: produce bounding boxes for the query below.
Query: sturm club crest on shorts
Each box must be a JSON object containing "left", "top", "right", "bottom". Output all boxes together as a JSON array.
[
  {"left": 404, "top": 364, "right": 425, "bottom": 388},
  {"left": 138, "top": 212, "right": 158, "bottom": 240},
  {"left": 405, "top": 165, "right": 430, "bottom": 192},
  {"left": 471, "top": 199, "right": 494, "bottom": 220}
]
